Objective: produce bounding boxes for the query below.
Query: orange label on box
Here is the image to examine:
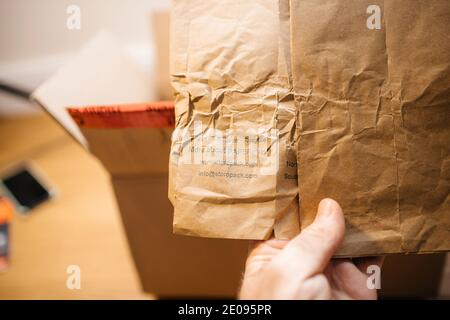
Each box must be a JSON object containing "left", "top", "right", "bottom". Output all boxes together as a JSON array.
[
  {"left": 0, "top": 197, "right": 14, "bottom": 224},
  {"left": 67, "top": 102, "right": 175, "bottom": 129}
]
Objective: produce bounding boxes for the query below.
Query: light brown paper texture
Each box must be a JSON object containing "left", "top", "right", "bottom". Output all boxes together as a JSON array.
[
  {"left": 169, "top": 0, "right": 450, "bottom": 256},
  {"left": 169, "top": 0, "right": 299, "bottom": 240},
  {"left": 292, "top": 0, "right": 450, "bottom": 256}
]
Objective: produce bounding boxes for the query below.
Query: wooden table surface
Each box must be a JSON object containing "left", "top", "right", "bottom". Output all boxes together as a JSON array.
[{"left": 0, "top": 114, "right": 150, "bottom": 299}]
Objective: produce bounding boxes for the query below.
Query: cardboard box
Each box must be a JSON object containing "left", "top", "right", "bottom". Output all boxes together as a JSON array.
[
  {"left": 152, "top": 11, "right": 173, "bottom": 101},
  {"left": 32, "top": 31, "right": 248, "bottom": 297}
]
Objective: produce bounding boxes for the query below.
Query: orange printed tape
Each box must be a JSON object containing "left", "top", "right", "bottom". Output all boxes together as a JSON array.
[{"left": 67, "top": 102, "right": 175, "bottom": 129}]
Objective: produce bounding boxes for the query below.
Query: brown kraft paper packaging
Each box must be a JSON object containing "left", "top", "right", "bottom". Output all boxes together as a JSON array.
[
  {"left": 292, "top": 0, "right": 450, "bottom": 256},
  {"left": 169, "top": 0, "right": 299, "bottom": 240},
  {"left": 169, "top": 0, "right": 450, "bottom": 256}
]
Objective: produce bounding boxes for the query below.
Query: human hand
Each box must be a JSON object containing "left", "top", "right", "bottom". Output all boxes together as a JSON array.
[{"left": 239, "top": 198, "right": 383, "bottom": 300}]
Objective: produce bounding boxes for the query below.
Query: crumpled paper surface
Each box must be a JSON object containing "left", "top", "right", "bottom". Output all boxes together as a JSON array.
[
  {"left": 169, "top": 0, "right": 450, "bottom": 256},
  {"left": 169, "top": 0, "right": 299, "bottom": 240},
  {"left": 293, "top": 0, "right": 450, "bottom": 256}
]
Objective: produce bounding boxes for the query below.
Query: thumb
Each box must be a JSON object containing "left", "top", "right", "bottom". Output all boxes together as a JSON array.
[{"left": 277, "top": 198, "right": 345, "bottom": 279}]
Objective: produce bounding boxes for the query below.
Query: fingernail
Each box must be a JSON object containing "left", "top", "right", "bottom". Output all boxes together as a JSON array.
[{"left": 316, "top": 198, "right": 340, "bottom": 222}]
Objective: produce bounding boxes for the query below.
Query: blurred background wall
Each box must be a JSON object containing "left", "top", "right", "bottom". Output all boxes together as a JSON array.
[{"left": 0, "top": 0, "right": 170, "bottom": 116}]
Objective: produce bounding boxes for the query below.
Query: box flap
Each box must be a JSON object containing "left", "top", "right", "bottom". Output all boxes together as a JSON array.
[{"left": 31, "top": 30, "right": 155, "bottom": 147}]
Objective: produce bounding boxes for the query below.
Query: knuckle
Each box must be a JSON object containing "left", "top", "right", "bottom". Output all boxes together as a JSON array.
[{"left": 309, "top": 223, "right": 341, "bottom": 246}]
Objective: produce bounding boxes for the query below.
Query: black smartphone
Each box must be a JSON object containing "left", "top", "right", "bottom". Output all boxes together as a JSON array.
[{"left": 0, "top": 164, "right": 54, "bottom": 214}]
